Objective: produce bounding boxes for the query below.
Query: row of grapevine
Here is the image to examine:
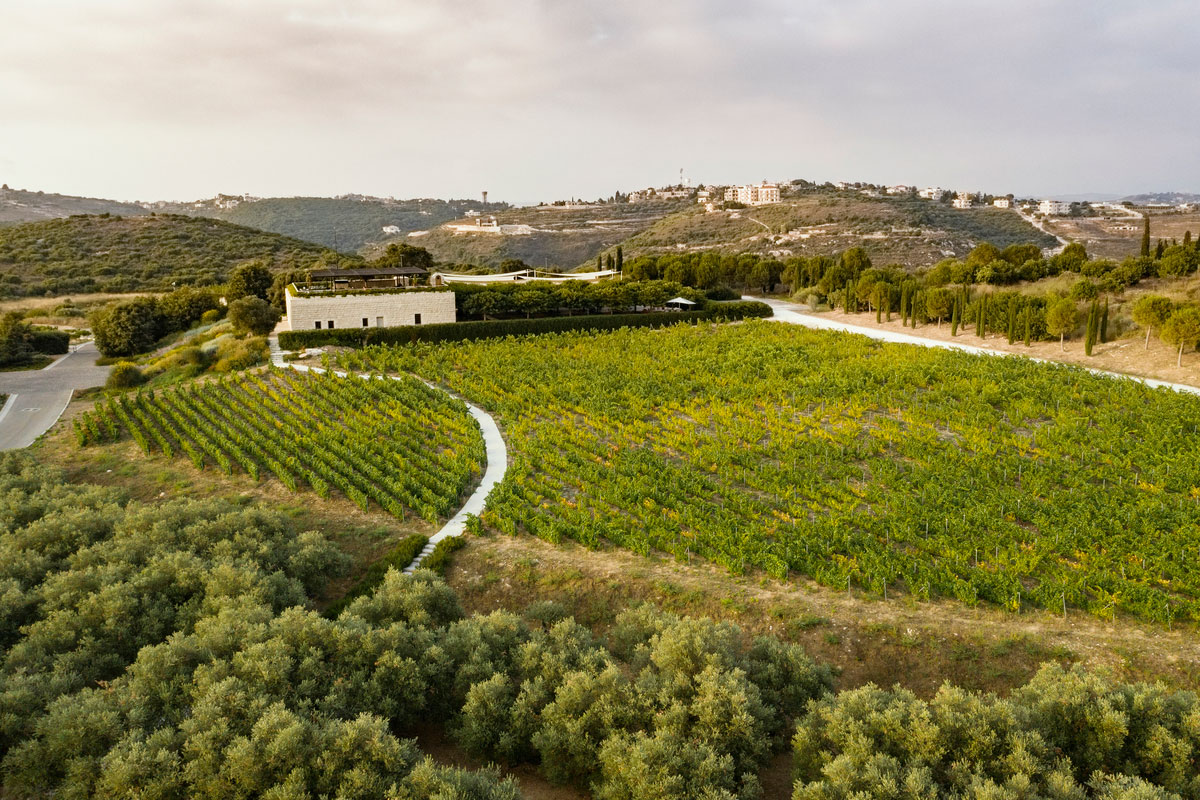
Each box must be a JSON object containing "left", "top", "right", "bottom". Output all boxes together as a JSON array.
[
  {"left": 76, "top": 368, "right": 485, "bottom": 524},
  {"left": 339, "top": 322, "right": 1200, "bottom": 625}
]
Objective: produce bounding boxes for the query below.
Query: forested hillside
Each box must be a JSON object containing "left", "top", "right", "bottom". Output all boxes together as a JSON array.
[{"left": 0, "top": 214, "right": 344, "bottom": 297}]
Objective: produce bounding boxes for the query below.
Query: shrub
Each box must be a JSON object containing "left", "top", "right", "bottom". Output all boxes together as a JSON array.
[
  {"left": 324, "top": 534, "right": 430, "bottom": 618},
  {"left": 27, "top": 328, "right": 69, "bottom": 355},
  {"left": 211, "top": 337, "right": 267, "bottom": 372},
  {"left": 200, "top": 308, "right": 222, "bottom": 325},
  {"left": 421, "top": 536, "right": 467, "bottom": 574},
  {"left": 90, "top": 297, "right": 164, "bottom": 357},
  {"left": 106, "top": 362, "right": 145, "bottom": 389},
  {"left": 227, "top": 296, "right": 281, "bottom": 335}
]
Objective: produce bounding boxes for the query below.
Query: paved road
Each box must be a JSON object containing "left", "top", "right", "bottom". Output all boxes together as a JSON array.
[
  {"left": 0, "top": 342, "right": 111, "bottom": 450},
  {"left": 753, "top": 296, "right": 1200, "bottom": 397}
]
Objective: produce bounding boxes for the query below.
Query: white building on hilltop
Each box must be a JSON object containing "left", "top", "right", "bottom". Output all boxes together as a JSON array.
[
  {"left": 1039, "top": 199, "right": 1072, "bottom": 215},
  {"left": 952, "top": 192, "right": 973, "bottom": 209},
  {"left": 723, "top": 181, "right": 780, "bottom": 205},
  {"left": 993, "top": 197, "right": 1011, "bottom": 209}
]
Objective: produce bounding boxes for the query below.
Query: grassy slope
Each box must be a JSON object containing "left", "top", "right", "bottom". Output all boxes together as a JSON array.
[
  {"left": 0, "top": 214, "right": 339, "bottom": 296},
  {"left": 611, "top": 190, "right": 1058, "bottom": 268}
]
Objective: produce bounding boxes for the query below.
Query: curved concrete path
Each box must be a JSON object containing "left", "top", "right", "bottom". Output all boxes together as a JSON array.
[
  {"left": 752, "top": 296, "right": 1200, "bottom": 397},
  {"left": 269, "top": 337, "right": 507, "bottom": 571},
  {"left": 0, "top": 342, "right": 111, "bottom": 451}
]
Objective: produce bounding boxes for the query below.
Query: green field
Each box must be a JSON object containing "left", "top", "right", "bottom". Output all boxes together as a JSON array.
[{"left": 342, "top": 322, "right": 1200, "bottom": 625}]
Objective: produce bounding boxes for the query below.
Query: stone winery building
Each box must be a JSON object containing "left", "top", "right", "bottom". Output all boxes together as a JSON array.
[
  {"left": 283, "top": 267, "right": 457, "bottom": 331},
  {"left": 282, "top": 265, "right": 618, "bottom": 332}
]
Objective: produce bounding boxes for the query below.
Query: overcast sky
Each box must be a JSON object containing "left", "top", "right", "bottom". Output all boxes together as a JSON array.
[{"left": 1, "top": 0, "right": 1197, "bottom": 204}]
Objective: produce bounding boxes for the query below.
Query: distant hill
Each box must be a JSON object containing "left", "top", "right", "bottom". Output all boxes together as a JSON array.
[
  {"left": 394, "top": 201, "right": 684, "bottom": 269},
  {"left": 601, "top": 189, "right": 1058, "bottom": 269},
  {"left": 0, "top": 214, "right": 343, "bottom": 297},
  {"left": 403, "top": 188, "right": 1057, "bottom": 271},
  {"left": 161, "top": 195, "right": 505, "bottom": 252},
  {"left": 0, "top": 185, "right": 149, "bottom": 225},
  {"left": 1120, "top": 192, "right": 1200, "bottom": 205}
]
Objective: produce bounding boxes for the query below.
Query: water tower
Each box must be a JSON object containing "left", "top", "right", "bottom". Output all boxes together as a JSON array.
[{"left": 482, "top": 190, "right": 488, "bottom": 205}]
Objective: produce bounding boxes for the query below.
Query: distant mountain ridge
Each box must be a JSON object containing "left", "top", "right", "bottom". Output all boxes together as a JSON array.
[
  {"left": 0, "top": 185, "right": 148, "bottom": 224},
  {"left": 1120, "top": 192, "right": 1200, "bottom": 204},
  {"left": 0, "top": 186, "right": 507, "bottom": 254}
]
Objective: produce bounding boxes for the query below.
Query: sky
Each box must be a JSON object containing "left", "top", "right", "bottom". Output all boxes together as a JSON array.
[{"left": 1, "top": 0, "right": 1197, "bottom": 204}]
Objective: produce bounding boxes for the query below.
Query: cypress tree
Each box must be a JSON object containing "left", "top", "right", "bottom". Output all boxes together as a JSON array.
[
  {"left": 1084, "top": 299, "right": 1098, "bottom": 356},
  {"left": 1155, "top": 240, "right": 1166, "bottom": 259},
  {"left": 1141, "top": 216, "right": 1151, "bottom": 258},
  {"left": 884, "top": 293, "right": 891, "bottom": 322},
  {"left": 901, "top": 285, "right": 910, "bottom": 326},
  {"left": 876, "top": 294, "right": 882, "bottom": 324},
  {"left": 616, "top": 246, "right": 624, "bottom": 272},
  {"left": 976, "top": 295, "right": 986, "bottom": 338},
  {"left": 596, "top": 255, "right": 602, "bottom": 271},
  {"left": 950, "top": 298, "right": 960, "bottom": 336},
  {"left": 1006, "top": 300, "right": 1017, "bottom": 344},
  {"left": 1100, "top": 297, "right": 1109, "bottom": 343},
  {"left": 1185, "top": 231, "right": 1192, "bottom": 249},
  {"left": 606, "top": 253, "right": 615, "bottom": 270},
  {"left": 1023, "top": 307, "right": 1032, "bottom": 346}
]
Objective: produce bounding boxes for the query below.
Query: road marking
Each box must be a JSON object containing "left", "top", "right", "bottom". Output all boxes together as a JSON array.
[
  {"left": 20, "top": 407, "right": 41, "bottom": 413},
  {"left": 0, "top": 395, "right": 15, "bottom": 426}
]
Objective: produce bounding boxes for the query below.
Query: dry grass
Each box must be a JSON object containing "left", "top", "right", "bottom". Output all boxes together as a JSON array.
[
  {"left": 0, "top": 291, "right": 147, "bottom": 313},
  {"left": 445, "top": 533, "right": 1200, "bottom": 698},
  {"left": 1042, "top": 211, "right": 1200, "bottom": 261}
]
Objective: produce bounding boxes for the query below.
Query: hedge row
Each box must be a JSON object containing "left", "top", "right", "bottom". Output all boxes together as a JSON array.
[
  {"left": 420, "top": 535, "right": 467, "bottom": 575},
  {"left": 279, "top": 301, "right": 772, "bottom": 350},
  {"left": 29, "top": 328, "right": 70, "bottom": 355}
]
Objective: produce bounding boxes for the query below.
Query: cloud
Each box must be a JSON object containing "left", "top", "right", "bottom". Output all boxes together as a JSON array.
[{"left": 0, "top": 0, "right": 1196, "bottom": 200}]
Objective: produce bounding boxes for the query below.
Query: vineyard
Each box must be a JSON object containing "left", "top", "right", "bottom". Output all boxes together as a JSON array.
[
  {"left": 74, "top": 368, "right": 485, "bottom": 523},
  {"left": 340, "top": 321, "right": 1200, "bottom": 625}
]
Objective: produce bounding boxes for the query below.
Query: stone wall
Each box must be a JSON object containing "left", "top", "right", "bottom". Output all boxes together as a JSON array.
[{"left": 285, "top": 289, "right": 456, "bottom": 331}]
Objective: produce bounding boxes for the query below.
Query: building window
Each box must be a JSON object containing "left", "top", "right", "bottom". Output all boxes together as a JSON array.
[
  {"left": 376, "top": 316, "right": 383, "bottom": 327},
  {"left": 362, "top": 317, "right": 368, "bottom": 327},
  {"left": 328, "top": 320, "right": 335, "bottom": 329},
  {"left": 414, "top": 313, "right": 422, "bottom": 325},
  {"left": 315, "top": 321, "right": 321, "bottom": 329}
]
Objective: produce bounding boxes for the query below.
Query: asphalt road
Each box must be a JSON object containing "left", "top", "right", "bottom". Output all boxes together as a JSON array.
[
  {"left": 752, "top": 296, "right": 1200, "bottom": 397},
  {"left": 0, "top": 342, "right": 111, "bottom": 451}
]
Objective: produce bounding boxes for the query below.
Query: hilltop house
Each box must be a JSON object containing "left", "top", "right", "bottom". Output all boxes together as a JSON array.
[
  {"left": 1038, "top": 199, "right": 1071, "bottom": 215},
  {"left": 952, "top": 192, "right": 973, "bottom": 209},
  {"left": 723, "top": 181, "right": 780, "bottom": 205}
]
